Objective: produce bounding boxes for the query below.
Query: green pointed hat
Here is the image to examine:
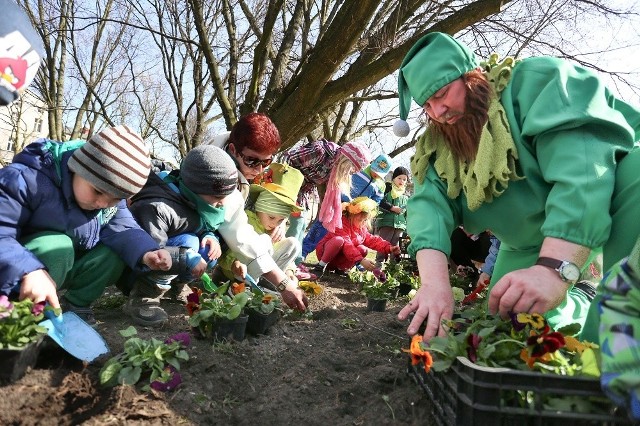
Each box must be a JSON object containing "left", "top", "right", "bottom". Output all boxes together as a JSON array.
[{"left": 394, "top": 32, "right": 479, "bottom": 137}]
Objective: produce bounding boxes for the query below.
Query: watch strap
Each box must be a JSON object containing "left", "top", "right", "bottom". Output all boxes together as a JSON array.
[{"left": 535, "top": 257, "right": 563, "bottom": 270}]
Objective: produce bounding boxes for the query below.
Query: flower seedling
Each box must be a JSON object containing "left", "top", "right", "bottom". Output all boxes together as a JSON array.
[
  {"left": 99, "top": 327, "right": 190, "bottom": 392},
  {"left": 0, "top": 296, "right": 49, "bottom": 349}
]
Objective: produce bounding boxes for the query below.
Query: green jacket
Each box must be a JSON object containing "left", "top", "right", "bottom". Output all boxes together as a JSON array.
[
  {"left": 375, "top": 187, "right": 408, "bottom": 230},
  {"left": 408, "top": 56, "right": 640, "bottom": 331}
]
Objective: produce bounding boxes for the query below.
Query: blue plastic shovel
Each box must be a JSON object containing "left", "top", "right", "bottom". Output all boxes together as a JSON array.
[{"left": 40, "top": 310, "right": 109, "bottom": 362}]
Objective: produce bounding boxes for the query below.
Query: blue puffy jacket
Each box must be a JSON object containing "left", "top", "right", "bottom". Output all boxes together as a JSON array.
[{"left": 0, "top": 140, "right": 158, "bottom": 294}]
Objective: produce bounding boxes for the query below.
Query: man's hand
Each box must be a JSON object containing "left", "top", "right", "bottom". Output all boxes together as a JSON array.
[
  {"left": 20, "top": 269, "right": 60, "bottom": 308},
  {"left": 143, "top": 249, "right": 172, "bottom": 270},
  {"left": 397, "top": 283, "right": 454, "bottom": 342},
  {"left": 202, "top": 236, "right": 222, "bottom": 261},
  {"left": 488, "top": 265, "right": 569, "bottom": 318}
]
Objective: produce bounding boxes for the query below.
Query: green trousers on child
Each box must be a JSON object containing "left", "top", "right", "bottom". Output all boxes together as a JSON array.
[{"left": 21, "top": 231, "right": 125, "bottom": 306}]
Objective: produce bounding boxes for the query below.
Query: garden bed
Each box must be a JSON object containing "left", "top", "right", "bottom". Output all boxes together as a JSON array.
[{"left": 0, "top": 271, "right": 431, "bottom": 425}]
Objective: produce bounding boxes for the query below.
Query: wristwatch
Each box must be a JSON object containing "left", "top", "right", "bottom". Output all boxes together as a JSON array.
[
  {"left": 277, "top": 277, "right": 291, "bottom": 292},
  {"left": 535, "top": 257, "right": 580, "bottom": 284}
]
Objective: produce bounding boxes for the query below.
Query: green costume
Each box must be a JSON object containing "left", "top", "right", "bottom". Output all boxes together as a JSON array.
[{"left": 401, "top": 33, "right": 640, "bottom": 334}]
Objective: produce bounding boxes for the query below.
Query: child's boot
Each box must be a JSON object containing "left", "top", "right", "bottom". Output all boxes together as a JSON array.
[{"left": 124, "top": 278, "right": 170, "bottom": 327}]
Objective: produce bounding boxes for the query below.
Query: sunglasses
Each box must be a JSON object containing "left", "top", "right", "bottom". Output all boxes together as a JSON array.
[{"left": 237, "top": 150, "right": 273, "bottom": 168}]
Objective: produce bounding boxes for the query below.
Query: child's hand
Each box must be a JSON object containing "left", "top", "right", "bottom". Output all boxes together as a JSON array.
[
  {"left": 270, "top": 223, "right": 285, "bottom": 243},
  {"left": 143, "top": 249, "right": 172, "bottom": 270},
  {"left": 360, "top": 258, "right": 376, "bottom": 271},
  {"left": 391, "top": 206, "right": 403, "bottom": 214},
  {"left": 202, "top": 236, "right": 222, "bottom": 261},
  {"left": 20, "top": 269, "right": 60, "bottom": 308},
  {"left": 190, "top": 258, "right": 207, "bottom": 278},
  {"left": 231, "top": 260, "right": 247, "bottom": 280},
  {"left": 390, "top": 245, "right": 402, "bottom": 257}
]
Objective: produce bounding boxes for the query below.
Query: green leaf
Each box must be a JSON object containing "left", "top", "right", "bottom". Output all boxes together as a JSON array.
[
  {"left": 556, "top": 323, "right": 581, "bottom": 337},
  {"left": 579, "top": 348, "right": 601, "bottom": 377},
  {"left": 99, "top": 359, "right": 123, "bottom": 386},
  {"left": 118, "top": 366, "right": 142, "bottom": 385},
  {"left": 119, "top": 326, "right": 138, "bottom": 337}
]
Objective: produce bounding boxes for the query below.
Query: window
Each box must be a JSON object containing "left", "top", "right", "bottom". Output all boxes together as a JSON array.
[
  {"left": 7, "top": 137, "right": 14, "bottom": 152},
  {"left": 34, "top": 117, "right": 43, "bottom": 133}
]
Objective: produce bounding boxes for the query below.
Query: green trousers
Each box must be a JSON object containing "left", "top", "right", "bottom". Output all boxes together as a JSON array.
[{"left": 22, "top": 231, "right": 125, "bottom": 306}]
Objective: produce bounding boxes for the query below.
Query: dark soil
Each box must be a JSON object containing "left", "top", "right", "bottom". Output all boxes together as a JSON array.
[{"left": 0, "top": 272, "right": 433, "bottom": 425}]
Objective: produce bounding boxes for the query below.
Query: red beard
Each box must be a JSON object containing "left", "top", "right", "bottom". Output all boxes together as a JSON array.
[{"left": 430, "top": 71, "right": 492, "bottom": 162}]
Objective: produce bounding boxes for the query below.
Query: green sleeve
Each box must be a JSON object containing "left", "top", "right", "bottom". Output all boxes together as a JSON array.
[
  {"left": 504, "top": 57, "right": 640, "bottom": 248},
  {"left": 406, "top": 164, "right": 462, "bottom": 258}
]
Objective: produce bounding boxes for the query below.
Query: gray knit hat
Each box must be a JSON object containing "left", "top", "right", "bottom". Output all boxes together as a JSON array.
[
  {"left": 181, "top": 145, "right": 238, "bottom": 196},
  {"left": 68, "top": 125, "right": 151, "bottom": 199}
]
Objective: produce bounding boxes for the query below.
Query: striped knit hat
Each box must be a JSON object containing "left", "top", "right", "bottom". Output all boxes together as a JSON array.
[
  {"left": 68, "top": 125, "right": 151, "bottom": 199},
  {"left": 339, "top": 141, "right": 371, "bottom": 171}
]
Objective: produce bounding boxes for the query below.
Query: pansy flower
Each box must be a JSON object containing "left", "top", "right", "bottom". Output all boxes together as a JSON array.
[
  {"left": 186, "top": 287, "right": 202, "bottom": 316},
  {"left": 150, "top": 365, "right": 182, "bottom": 392},
  {"left": 515, "top": 313, "right": 546, "bottom": 330},
  {"left": 31, "top": 300, "right": 46, "bottom": 316},
  {"left": 0, "top": 294, "right": 13, "bottom": 319},
  {"left": 403, "top": 334, "right": 433, "bottom": 373},
  {"left": 164, "top": 332, "right": 191, "bottom": 347},
  {"left": 563, "top": 335, "right": 598, "bottom": 354},
  {"left": 230, "top": 282, "right": 246, "bottom": 295},
  {"left": 525, "top": 325, "right": 565, "bottom": 364},
  {"left": 298, "top": 281, "right": 323, "bottom": 296},
  {"left": 372, "top": 268, "right": 387, "bottom": 283},
  {"left": 466, "top": 333, "right": 482, "bottom": 363}
]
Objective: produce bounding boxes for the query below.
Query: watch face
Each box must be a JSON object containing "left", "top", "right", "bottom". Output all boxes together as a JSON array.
[{"left": 559, "top": 262, "right": 581, "bottom": 282}]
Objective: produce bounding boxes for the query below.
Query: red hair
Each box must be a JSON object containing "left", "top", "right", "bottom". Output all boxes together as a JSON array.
[{"left": 228, "top": 112, "right": 281, "bottom": 154}]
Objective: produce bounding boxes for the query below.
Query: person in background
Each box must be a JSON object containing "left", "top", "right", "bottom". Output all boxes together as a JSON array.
[
  {"left": 0, "top": 126, "right": 171, "bottom": 324},
  {"left": 281, "top": 139, "right": 371, "bottom": 276},
  {"left": 392, "top": 32, "right": 640, "bottom": 342},
  {"left": 311, "top": 197, "right": 401, "bottom": 276},
  {"left": 0, "top": 0, "right": 44, "bottom": 106},
  {"left": 216, "top": 163, "right": 304, "bottom": 284},
  {"left": 375, "top": 166, "right": 410, "bottom": 263},
  {"left": 206, "top": 112, "right": 281, "bottom": 201},
  {"left": 123, "top": 145, "right": 308, "bottom": 327}
]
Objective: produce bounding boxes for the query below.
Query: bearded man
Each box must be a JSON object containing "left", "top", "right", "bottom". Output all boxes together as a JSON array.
[{"left": 394, "top": 32, "right": 640, "bottom": 344}]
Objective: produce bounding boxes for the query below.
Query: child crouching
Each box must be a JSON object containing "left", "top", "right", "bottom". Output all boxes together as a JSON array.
[
  {"left": 216, "top": 163, "right": 305, "bottom": 285},
  {"left": 311, "top": 197, "right": 401, "bottom": 275}
]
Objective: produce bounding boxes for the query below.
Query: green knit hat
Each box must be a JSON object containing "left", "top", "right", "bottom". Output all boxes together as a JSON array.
[{"left": 393, "top": 32, "right": 479, "bottom": 137}]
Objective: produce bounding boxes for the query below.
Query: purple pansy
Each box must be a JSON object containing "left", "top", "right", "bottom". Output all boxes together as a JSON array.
[
  {"left": 150, "top": 365, "right": 182, "bottom": 392},
  {"left": 165, "top": 332, "right": 191, "bottom": 347},
  {"left": 31, "top": 300, "right": 46, "bottom": 316},
  {"left": 0, "top": 295, "right": 13, "bottom": 319}
]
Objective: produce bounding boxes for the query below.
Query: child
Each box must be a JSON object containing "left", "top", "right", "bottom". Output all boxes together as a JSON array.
[
  {"left": 0, "top": 125, "right": 171, "bottom": 324},
  {"left": 312, "top": 197, "right": 401, "bottom": 275},
  {"left": 216, "top": 163, "right": 304, "bottom": 283},
  {"left": 281, "top": 139, "right": 371, "bottom": 272},
  {"left": 375, "top": 166, "right": 409, "bottom": 262},
  {"left": 123, "top": 145, "right": 308, "bottom": 327},
  {"left": 304, "top": 153, "right": 394, "bottom": 261}
]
